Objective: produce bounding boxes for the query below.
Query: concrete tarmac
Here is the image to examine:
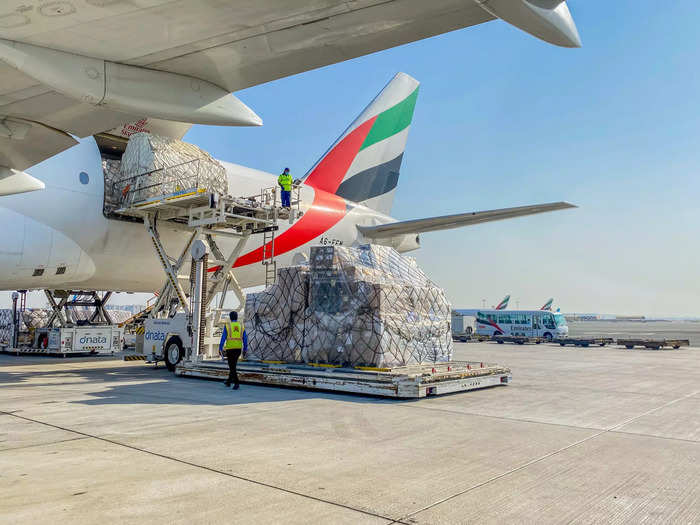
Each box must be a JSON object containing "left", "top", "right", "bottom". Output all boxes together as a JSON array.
[{"left": 1, "top": 342, "right": 699, "bottom": 524}]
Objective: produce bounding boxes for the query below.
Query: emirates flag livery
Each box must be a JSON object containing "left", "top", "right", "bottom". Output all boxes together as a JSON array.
[{"left": 236, "top": 73, "right": 419, "bottom": 268}]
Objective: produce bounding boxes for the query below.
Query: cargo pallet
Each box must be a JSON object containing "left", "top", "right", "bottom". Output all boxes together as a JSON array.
[
  {"left": 0, "top": 346, "right": 99, "bottom": 357},
  {"left": 617, "top": 338, "right": 689, "bottom": 350},
  {"left": 175, "top": 360, "right": 512, "bottom": 398},
  {"left": 553, "top": 337, "right": 615, "bottom": 347},
  {"left": 492, "top": 335, "right": 545, "bottom": 345}
]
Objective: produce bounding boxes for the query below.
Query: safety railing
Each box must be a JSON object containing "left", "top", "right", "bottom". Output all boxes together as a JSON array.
[
  {"left": 113, "top": 158, "right": 204, "bottom": 208},
  {"left": 252, "top": 184, "right": 302, "bottom": 216}
]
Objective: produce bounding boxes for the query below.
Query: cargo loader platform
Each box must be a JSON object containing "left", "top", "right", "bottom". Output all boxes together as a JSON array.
[{"left": 175, "top": 359, "right": 512, "bottom": 398}]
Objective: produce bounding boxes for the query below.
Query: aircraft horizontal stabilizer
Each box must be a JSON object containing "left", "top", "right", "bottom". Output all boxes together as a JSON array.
[{"left": 358, "top": 202, "right": 576, "bottom": 238}]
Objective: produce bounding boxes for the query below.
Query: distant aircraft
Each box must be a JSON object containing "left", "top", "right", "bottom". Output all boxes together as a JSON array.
[
  {"left": 541, "top": 298, "right": 554, "bottom": 311},
  {"left": 494, "top": 295, "right": 511, "bottom": 310}
]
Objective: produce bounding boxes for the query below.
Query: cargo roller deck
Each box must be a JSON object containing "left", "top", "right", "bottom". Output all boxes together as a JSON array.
[{"left": 175, "top": 359, "right": 511, "bottom": 398}]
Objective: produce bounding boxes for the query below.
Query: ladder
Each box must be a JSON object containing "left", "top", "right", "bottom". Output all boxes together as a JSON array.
[{"left": 262, "top": 228, "right": 276, "bottom": 287}]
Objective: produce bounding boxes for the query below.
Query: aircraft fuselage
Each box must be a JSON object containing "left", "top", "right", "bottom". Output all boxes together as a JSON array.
[{"left": 0, "top": 138, "right": 416, "bottom": 293}]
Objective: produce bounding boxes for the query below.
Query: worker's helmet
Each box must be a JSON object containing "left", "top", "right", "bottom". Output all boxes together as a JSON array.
[{"left": 283, "top": 167, "right": 290, "bottom": 173}]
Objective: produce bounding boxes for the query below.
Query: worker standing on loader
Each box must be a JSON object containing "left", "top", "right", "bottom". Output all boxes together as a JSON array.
[
  {"left": 219, "top": 311, "right": 247, "bottom": 390},
  {"left": 278, "top": 167, "right": 292, "bottom": 208}
]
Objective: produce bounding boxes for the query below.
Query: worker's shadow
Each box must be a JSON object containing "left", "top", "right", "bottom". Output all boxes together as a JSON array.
[
  {"left": 0, "top": 355, "right": 403, "bottom": 406},
  {"left": 72, "top": 368, "right": 399, "bottom": 406}
]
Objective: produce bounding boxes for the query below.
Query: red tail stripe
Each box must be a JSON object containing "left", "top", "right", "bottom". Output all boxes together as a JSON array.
[
  {"left": 303, "top": 117, "right": 376, "bottom": 193},
  {"left": 234, "top": 190, "right": 347, "bottom": 268},
  {"left": 234, "top": 115, "right": 377, "bottom": 268}
]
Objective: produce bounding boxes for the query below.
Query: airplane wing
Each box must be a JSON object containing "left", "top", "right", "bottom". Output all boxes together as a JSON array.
[
  {"left": 357, "top": 202, "right": 576, "bottom": 238},
  {"left": 0, "top": 1, "right": 580, "bottom": 170}
]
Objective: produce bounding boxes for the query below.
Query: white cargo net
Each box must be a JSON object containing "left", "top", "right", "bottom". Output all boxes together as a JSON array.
[{"left": 244, "top": 244, "right": 453, "bottom": 368}]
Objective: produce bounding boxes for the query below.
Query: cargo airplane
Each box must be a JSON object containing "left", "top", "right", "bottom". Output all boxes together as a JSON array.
[{"left": 0, "top": 1, "right": 580, "bottom": 294}]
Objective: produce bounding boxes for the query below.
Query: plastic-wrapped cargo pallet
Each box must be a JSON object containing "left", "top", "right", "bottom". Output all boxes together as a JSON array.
[
  {"left": 0, "top": 309, "right": 13, "bottom": 345},
  {"left": 22, "top": 309, "right": 51, "bottom": 329},
  {"left": 111, "top": 133, "right": 228, "bottom": 207},
  {"left": 244, "top": 244, "right": 453, "bottom": 368},
  {"left": 102, "top": 157, "right": 123, "bottom": 213}
]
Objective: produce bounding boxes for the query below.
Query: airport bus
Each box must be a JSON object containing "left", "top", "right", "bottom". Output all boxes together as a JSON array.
[{"left": 474, "top": 309, "right": 568, "bottom": 340}]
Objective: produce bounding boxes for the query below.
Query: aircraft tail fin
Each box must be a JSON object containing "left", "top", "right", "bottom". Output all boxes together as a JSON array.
[
  {"left": 495, "top": 295, "right": 510, "bottom": 310},
  {"left": 302, "top": 72, "right": 419, "bottom": 214},
  {"left": 541, "top": 298, "right": 554, "bottom": 311}
]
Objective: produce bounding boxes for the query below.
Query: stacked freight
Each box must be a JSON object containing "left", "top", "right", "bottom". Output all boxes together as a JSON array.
[
  {"left": 22, "top": 309, "right": 51, "bottom": 329},
  {"left": 110, "top": 132, "right": 229, "bottom": 207},
  {"left": 102, "top": 158, "right": 123, "bottom": 213},
  {"left": 244, "top": 244, "right": 453, "bottom": 367},
  {"left": 0, "top": 309, "right": 13, "bottom": 345}
]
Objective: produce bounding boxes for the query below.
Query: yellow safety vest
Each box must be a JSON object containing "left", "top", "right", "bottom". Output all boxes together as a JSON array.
[
  {"left": 278, "top": 173, "right": 293, "bottom": 191},
  {"left": 225, "top": 321, "right": 244, "bottom": 350}
]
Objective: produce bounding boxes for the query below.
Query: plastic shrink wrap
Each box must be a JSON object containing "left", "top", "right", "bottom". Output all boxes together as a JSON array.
[
  {"left": 107, "top": 133, "right": 228, "bottom": 207},
  {"left": 245, "top": 245, "right": 452, "bottom": 367}
]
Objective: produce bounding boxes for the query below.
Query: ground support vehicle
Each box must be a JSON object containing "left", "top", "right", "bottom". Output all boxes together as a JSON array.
[
  {"left": 617, "top": 338, "right": 689, "bottom": 350},
  {"left": 492, "top": 335, "right": 544, "bottom": 345},
  {"left": 124, "top": 176, "right": 513, "bottom": 398},
  {"left": 176, "top": 359, "right": 512, "bottom": 398},
  {"left": 553, "top": 337, "right": 614, "bottom": 347},
  {"left": 1, "top": 325, "right": 123, "bottom": 357},
  {"left": 474, "top": 309, "right": 568, "bottom": 340}
]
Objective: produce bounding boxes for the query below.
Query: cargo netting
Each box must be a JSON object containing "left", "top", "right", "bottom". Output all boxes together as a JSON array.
[
  {"left": 105, "top": 132, "right": 228, "bottom": 210},
  {"left": 244, "top": 245, "right": 453, "bottom": 368}
]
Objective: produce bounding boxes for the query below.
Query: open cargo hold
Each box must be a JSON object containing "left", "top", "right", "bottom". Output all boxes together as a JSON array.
[
  {"left": 103, "top": 132, "right": 229, "bottom": 215},
  {"left": 244, "top": 244, "right": 453, "bottom": 368}
]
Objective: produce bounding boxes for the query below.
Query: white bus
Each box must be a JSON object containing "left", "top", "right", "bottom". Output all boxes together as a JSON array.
[{"left": 474, "top": 309, "right": 568, "bottom": 340}]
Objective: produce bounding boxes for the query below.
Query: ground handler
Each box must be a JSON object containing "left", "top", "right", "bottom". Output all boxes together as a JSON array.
[
  {"left": 219, "top": 311, "right": 247, "bottom": 390},
  {"left": 278, "top": 167, "right": 292, "bottom": 208}
]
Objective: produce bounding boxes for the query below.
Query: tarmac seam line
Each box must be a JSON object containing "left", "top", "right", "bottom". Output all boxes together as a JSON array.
[
  {"left": 396, "top": 403, "right": 605, "bottom": 432},
  {"left": 0, "top": 436, "right": 89, "bottom": 453},
  {"left": 0, "top": 409, "right": 401, "bottom": 524},
  {"left": 390, "top": 389, "right": 700, "bottom": 524}
]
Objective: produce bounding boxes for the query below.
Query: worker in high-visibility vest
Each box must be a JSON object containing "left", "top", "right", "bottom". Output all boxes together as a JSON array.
[
  {"left": 218, "top": 311, "right": 247, "bottom": 389},
  {"left": 278, "top": 167, "right": 293, "bottom": 208}
]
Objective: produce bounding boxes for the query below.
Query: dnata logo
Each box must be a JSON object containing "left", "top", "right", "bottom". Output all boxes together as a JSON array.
[
  {"left": 145, "top": 331, "right": 166, "bottom": 341},
  {"left": 80, "top": 336, "right": 107, "bottom": 344}
]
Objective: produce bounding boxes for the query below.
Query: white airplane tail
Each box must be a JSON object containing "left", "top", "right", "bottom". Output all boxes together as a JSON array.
[
  {"left": 495, "top": 295, "right": 510, "bottom": 310},
  {"left": 303, "top": 72, "right": 419, "bottom": 214}
]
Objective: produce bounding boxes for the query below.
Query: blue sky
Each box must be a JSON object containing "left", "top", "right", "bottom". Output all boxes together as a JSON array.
[
  {"left": 185, "top": 1, "right": 700, "bottom": 316},
  {"left": 8, "top": 1, "right": 699, "bottom": 316}
]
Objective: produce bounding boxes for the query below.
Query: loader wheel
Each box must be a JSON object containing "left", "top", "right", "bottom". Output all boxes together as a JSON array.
[{"left": 164, "top": 337, "right": 184, "bottom": 372}]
